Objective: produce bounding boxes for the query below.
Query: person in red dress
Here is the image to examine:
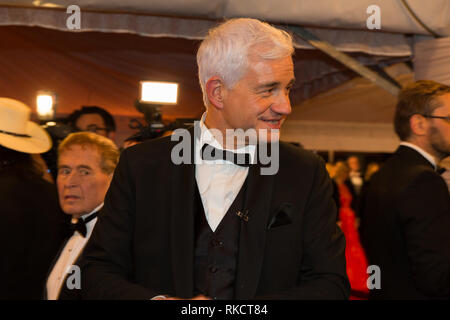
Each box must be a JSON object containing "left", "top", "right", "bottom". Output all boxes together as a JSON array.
[{"left": 334, "top": 161, "right": 369, "bottom": 299}]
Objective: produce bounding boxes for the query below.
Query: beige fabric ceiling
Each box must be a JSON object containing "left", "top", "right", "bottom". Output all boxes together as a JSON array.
[{"left": 1, "top": 0, "right": 449, "bottom": 36}]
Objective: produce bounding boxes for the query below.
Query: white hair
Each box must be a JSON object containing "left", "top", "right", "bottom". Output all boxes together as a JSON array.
[{"left": 197, "top": 18, "right": 294, "bottom": 107}]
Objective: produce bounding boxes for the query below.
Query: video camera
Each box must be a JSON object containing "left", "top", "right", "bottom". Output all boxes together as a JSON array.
[{"left": 126, "top": 100, "right": 196, "bottom": 143}]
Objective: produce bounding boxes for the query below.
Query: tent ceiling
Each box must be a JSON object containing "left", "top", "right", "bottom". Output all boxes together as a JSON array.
[
  {"left": 0, "top": 5, "right": 414, "bottom": 57},
  {"left": 289, "top": 63, "right": 414, "bottom": 123},
  {"left": 1, "top": 0, "right": 449, "bottom": 36}
]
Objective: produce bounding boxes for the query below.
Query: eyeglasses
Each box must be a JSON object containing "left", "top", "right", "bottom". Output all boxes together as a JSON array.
[
  {"left": 76, "top": 124, "right": 109, "bottom": 134},
  {"left": 420, "top": 114, "right": 450, "bottom": 122}
]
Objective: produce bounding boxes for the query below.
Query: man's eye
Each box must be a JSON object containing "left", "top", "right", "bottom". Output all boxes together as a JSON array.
[
  {"left": 79, "top": 169, "right": 90, "bottom": 176},
  {"left": 261, "top": 88, "right": 275, "bottom": 96},
  {"left": 59, "top": 168, "right": 70, "bottom": 175}
]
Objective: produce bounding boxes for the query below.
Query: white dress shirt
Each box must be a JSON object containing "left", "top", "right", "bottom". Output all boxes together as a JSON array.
[
  {"left": 46, "top": 203, "right": 102, "bottom": 300},
  {"left": 195, "top": 113, "right": 256, "bottom": 232},
  {"left": 400, "top": 142, "right": 437, "bottom": 169},
  {"left": 349, "top": 171, "right": 364, "bottom": 194}
]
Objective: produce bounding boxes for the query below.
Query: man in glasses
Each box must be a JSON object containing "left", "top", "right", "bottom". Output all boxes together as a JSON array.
[
  {"left": 360, "top": 80, "right": 450, "bottom": 299},
  {"left": 67, "top": 106, "right": 116, "bottom": 141}
]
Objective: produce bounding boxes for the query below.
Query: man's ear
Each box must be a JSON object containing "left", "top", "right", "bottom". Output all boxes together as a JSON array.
[
  {"left": 410, "top": 114, "right": 428, "bottom": 136},
  {"left": 205, "top": 77, "right": 225, "bottom": 110}
]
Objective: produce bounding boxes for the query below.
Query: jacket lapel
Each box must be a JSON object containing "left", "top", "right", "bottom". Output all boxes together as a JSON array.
[
  {"left": 235, "top": 162, "right": 275, "bottom": 299},
  {"left": 170, "top": 127, "right": 196, "bottom": 298}
]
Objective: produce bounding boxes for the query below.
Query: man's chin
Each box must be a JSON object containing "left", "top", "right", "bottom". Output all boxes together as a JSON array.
[{"left": 61, "top": 205, "right": 83, "bottom": 217}]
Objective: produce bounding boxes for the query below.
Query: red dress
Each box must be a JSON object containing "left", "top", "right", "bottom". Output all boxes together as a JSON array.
[{"left": 338, "top": 183, "right": 369, "bottom": 299}]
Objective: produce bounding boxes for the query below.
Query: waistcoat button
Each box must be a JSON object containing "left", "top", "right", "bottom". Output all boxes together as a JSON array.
[{"left": 210, "top": 266, "right": 218, "bottom": 273}]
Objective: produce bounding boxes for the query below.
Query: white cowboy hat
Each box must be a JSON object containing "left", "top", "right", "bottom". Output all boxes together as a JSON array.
[{"left": 0, "top": 98, "right": 52, "bottom": 154}]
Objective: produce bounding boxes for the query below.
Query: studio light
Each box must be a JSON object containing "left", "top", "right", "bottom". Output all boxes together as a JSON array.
[
  {"left": 36, "top": 91, "right": 56, "bottom": 120},
  {"left": 129, "top": 80, "right": 195, "bottom": 143},
  {"left": 140, "top": 81, "right": 179, "bottom": 104}
]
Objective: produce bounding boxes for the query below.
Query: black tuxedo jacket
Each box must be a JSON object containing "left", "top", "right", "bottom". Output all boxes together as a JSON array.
[
  {"left": 360, "top": 145, "right": 450, "bottom": 299},
  {"left": 0, "top": 172, "right": 67, "bottom": 299},
  {"left": 81, "top": 128, "right": 349, "bottom": 299},
  {"left": 44, "top": 211, "right": 101, "bottom": 300}
]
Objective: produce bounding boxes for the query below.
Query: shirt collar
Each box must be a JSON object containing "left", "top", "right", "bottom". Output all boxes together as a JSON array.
[
  {"left": 198, "top": 112, "right": 222, "bottom": 150},
  {"left": 400, "top": 142, "right": 437, "bottom": 168},
  {"left": 70, "top": 203, "right": 103, "bottom": 237},
  {"left": 197, "top": 112, "right": 256, "bottom": 164},
  {"left": 81, "top": 203, "right": 103, "bottom": 221}
]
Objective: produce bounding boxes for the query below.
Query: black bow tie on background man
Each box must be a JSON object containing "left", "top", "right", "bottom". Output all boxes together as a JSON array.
[
  {"left": 201, "top": 143, "right": 251, "bottom": 167},
  {"left": 69, "top": 211, "right": 98, "bottom": 237}
]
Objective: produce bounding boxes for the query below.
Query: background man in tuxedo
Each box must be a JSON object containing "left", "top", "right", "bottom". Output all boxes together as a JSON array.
[
  {"left": 361, "top": 80, "right": 450, "bottom": 299},
  {"left": 346, "top": 156, "right": 364, "bottom": 194},
  {"left": 46, "top": 132, "right": 119, "bottom": 299},
  {"left": 81, "top": 18, "right": 349, "bottom": 300},
  {"left": 345, "top": 155, "right": 364, "bottom": 215}
]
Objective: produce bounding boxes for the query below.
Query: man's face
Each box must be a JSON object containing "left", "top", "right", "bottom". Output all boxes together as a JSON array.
[
  {"left": 347, "top": 157, "right": 360, "bottom": 172},
  {"left": 221, "top": 53, "right": 295, "bottom": 142},
  {"left": 427, "top": 93, "right": 450, "bottom": 160},
  {"left": 57, "top": 145, "right": 112, "bottom": 218},
  {"left": 75, "top": 113, "right": 110, "bottom": 138}
]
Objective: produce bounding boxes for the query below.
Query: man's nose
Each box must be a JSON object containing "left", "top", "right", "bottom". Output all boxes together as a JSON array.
[
  {"left": 64, "top": 172, "right": 80, "bottom": 187},
  {"left": 271, "top": 92, "right": 292, "bottom": 116}
]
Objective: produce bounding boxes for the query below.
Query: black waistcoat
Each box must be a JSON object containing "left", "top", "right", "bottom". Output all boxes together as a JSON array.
[{"left": 193, "top": 179, "right": 247, "bottom": 300}]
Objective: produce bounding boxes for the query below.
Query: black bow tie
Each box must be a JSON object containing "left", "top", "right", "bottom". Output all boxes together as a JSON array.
[
  {"left": 69, "top": 211, "right": 98, "bottom": 237},
  {"left": 436, "top": 166, "right": 447, "bottom": 175},
  {"left": 201, "top": 143, "right": 251, "bottom": 167}
]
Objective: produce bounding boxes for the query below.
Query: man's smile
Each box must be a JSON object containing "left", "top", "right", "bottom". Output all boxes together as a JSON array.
[{"left": 259, "top": 117, "right": 284, "bottom": 129}]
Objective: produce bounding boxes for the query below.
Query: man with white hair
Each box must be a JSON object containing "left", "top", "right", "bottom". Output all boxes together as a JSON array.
[{"left": 82, "top": 18, "right": 349, "bottom": 300}]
